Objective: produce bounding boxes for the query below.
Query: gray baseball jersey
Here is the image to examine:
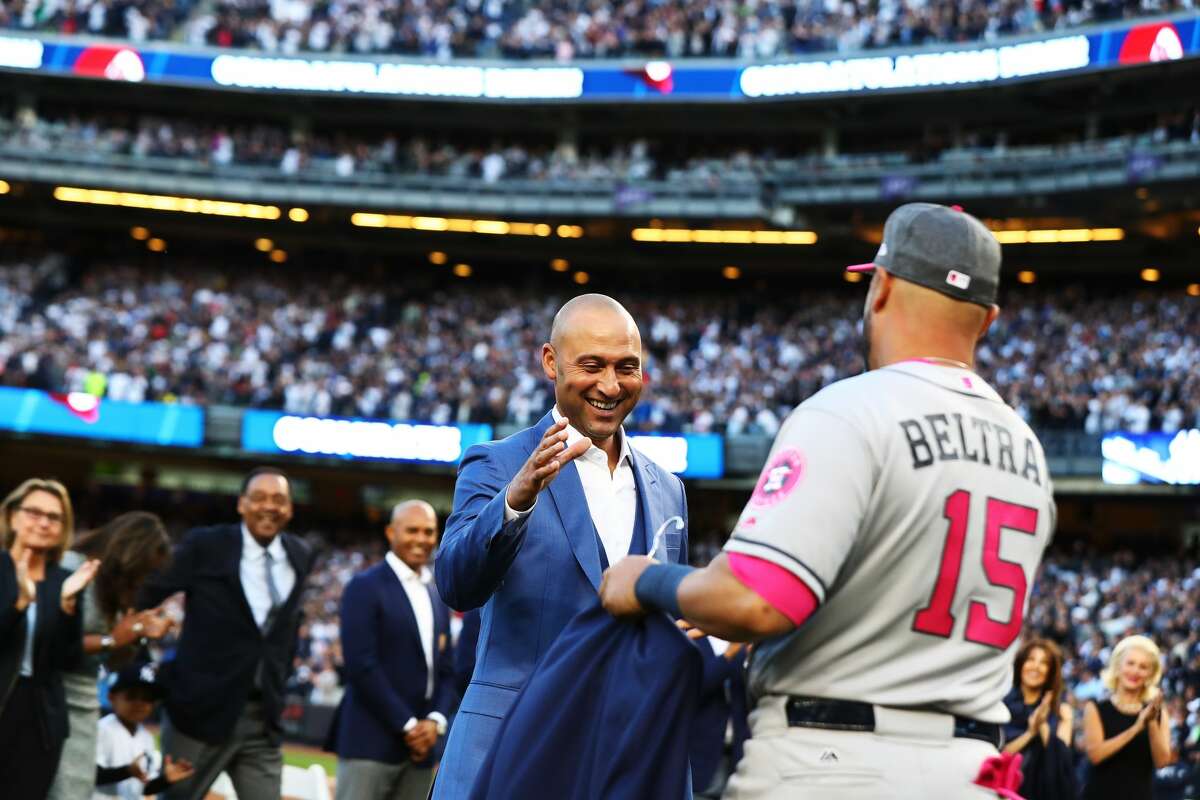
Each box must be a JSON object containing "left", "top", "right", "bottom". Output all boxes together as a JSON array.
[{"left": 724, "top": 359, "right": 1056, "bottom": 724}]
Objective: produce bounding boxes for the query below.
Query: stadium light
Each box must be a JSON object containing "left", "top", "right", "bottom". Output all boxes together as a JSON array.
[
  {"left": 54, "top": 186, "right": 281, "bottom": 219},
  {"left": 991, "top": 228, "right": 1124, "bottom": 244},
  {"left": 551, "top": 258, "right": 570, "bottom": 272},
  {"left": 1141, "top": 268, "right": 1160, "bottom": 282},
  {"left": 631, "top": 227, "right": 817, "bottom": 245},
  {"left": 147, "top": 237, "right": 166, "bottom": 252},
  {"left": 254, "top": 238, "right": 273, "bottom": 252},
  {"left": 288, "top": 207, "right": 309, "bottom": 222},
  {"left": 270, "top": 249, "right": 288, "bottom": 263},
  {"left": 453, "top": 263, "right": 472, "bottom": 277},
  {"left": 844, "top": 271, "right": 864, "bottom": 283},
  {"left": 350, "top": 213, "right": 565, "bottom": 239},
  {"left": 129, "top": 226, "right": 150, "bottom": 241},
  {"left": 0, "top": 180, "right": 9, "bottom": 194},
  {"left": 573, "top": 271, "right": 590, "bottom": 285},
  {"left": 722, "top": 266, "right": 741, "bottom": 280},
  {"left": 429, "top": 251, "right": 448, "bottom": 265},
  {"left": 1017, "top": 270, "right": 1037, "bottom": 284},
  {"left": 1187, "top": 284, "right": 1200, "bottom": 297}
]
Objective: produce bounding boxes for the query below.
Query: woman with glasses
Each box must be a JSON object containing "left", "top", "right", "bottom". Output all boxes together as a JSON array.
[
  {"left": 48, "top": 511, "right": 175, "bottom": 800},
  {"left": 0, "top": 478, "right": 100, "bottom": 798}
]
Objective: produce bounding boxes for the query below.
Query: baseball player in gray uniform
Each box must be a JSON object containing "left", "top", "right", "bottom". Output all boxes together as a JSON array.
[{"left": 601, "top": 202, "right": 1056, "bottom": 799}]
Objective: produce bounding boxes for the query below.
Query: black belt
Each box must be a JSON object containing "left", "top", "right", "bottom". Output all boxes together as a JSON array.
[{"left": 785, "top": 696, "right": 1004, "bottom": 750}]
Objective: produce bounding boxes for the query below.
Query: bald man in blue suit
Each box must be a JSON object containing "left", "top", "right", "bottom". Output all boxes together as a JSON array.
[{"left": 433, "top": 294, "right": 689, "bottom": 800}]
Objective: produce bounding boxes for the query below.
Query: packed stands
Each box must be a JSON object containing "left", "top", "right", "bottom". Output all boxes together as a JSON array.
[
  {"left": 1, "top": 0, "right": 1194, "bottom": 59},
  {"left": 3, "top": 110, "right": 1197, "bottom": 187},
  {"left": 1, "top": 256, "right": 1198, "bottom": 435}
]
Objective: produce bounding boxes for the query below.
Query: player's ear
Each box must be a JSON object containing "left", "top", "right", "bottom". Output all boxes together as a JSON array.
[
  {"left": 871, "top": 267, "right": 893, "bottom": 313},
  {"left": 977, "top": 304, "right": 1000, "bottom": 340},
  {"left": 542, "top": 342, "right": 557, "bottom": 381}
]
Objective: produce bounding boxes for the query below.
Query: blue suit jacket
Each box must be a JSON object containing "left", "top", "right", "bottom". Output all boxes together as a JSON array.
[
  {"left": 331, "top": 561, "right": 456, "bottom": 764},
  {"left": 433, "top": 411, "right": 689, "bottom": 800}
]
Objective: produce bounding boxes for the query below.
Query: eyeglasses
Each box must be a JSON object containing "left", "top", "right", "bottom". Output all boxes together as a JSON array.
[{"left": 18, "top": 506, "right": 65, "bottom": 526}]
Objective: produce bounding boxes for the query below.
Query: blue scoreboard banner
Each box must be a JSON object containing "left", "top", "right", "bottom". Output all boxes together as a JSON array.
[
  {"left": 0, "top": 386, "right": 203, "bottom": 447},
  {"left": 629, "top": 433, "right": 724, "bottom": 479},
  {"left": 1101, "top": 429, "right": 1200, "bottom": 485},
  {"left": 0, "top": 13, "right": 1196, "bottom": 102},
  {"left": 242, "top": 410, "right": 492, "bottom": 465}
]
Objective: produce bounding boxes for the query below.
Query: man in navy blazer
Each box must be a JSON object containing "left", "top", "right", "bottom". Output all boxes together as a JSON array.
[
  {"left": 433, "top": 294, "right": 689, "bottom": 800},
  {"left": 140, "top": 467, "right": 315, "bottom": 800},
  {"left": 331, "top": 500, "right": 456, "bottom": 800}
]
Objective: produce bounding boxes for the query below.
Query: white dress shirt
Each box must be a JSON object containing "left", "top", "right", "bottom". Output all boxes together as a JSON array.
[
  {"left": 505, "top": 407, "right": 638, "bottom": 568},
  {"left": 239, "top": 524, "right": 296, "bottom": 630},
  {"left": 384, "top": 552, "right": 448, "bottom": 733}
]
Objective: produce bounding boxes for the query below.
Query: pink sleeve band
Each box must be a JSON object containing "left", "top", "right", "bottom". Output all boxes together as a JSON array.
[{"left": 728, "top": 552, "right": 819, "bottom": 627}]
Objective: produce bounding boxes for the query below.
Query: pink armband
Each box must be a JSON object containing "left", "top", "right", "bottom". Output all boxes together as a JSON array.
[{"left": 727, "top": 552, "right": 819, "bottom": 627}]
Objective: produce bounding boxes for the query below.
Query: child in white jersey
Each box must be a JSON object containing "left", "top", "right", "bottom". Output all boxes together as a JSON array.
[{"left": 93, "top": 663, "right": 194, "bottom": 800}]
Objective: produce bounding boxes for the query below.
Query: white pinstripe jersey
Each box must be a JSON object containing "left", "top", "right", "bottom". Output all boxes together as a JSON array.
[{"left": 724, "top": 360, "right": 1056, "bottom": 723}]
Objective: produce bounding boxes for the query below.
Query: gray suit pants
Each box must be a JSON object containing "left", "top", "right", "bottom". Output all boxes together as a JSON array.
[
  {"left": 161, "top": 702, "right": 283, "bottom": 800},
  {"left": 336, "top": 758, "right": 434, "bottom": 800}
]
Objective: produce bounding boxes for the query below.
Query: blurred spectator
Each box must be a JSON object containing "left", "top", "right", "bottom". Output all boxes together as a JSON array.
[{"left": 50, "top": 512, "right": 175, "bottom": 800}]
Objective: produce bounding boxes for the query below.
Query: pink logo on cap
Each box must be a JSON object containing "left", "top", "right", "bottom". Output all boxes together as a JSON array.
[
  {"left": 946, "top": 270, "right": 971, "bottom": 290},
  {"left": 751, "top": 448, "right": 806, "bottom": 507}
]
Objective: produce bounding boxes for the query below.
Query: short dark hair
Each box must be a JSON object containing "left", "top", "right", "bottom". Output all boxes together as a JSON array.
[{"left": 240, "top": 467, "right": 292, "bottom": 497}]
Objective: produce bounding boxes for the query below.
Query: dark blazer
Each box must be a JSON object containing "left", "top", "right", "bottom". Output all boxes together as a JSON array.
[
  {"left": 690, "top": 638, "right": 749, "bottom": 793},
  {"left": 139, "top": 524, "right": 314, "bottom": 744},
  {"left": 330, "top": 560, "right": 456, "bottom": 764},
  {"left": 0, "top": 551, "right": 83, "bottom": 749},
  {"left": 433, "top": 410, "right": 689, "bottom": 800}
]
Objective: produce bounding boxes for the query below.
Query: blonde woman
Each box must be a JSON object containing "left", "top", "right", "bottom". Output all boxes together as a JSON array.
[
  {"left": 0, "top": 479, "right": 99, "bottom": 798},
  {"left": 1081, "top": 635, "right": 1174, "bottom": 800}
]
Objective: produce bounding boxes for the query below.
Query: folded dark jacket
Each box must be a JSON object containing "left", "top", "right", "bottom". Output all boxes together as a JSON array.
[{"left": 467, "top": 602, "right": 701, "bottom": 800}]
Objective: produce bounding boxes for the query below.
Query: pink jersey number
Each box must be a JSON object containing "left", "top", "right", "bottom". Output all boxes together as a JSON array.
[{"left": 913, "top": 491, "right": 1039, "bottom": 649}]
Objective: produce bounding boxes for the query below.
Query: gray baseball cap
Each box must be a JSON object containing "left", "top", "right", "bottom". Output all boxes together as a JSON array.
[{"left": 846, "top": 203, "right": 1001, "bottom": 307}]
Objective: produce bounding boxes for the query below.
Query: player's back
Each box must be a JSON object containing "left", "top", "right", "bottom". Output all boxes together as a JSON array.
[{"left": 729, "top": 359, "right": 1055, "bottom": 723}]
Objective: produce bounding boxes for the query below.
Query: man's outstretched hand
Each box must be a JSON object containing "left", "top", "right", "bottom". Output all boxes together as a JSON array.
[{"left": 506, "top": 419, "right": 592, "bottom": 512}]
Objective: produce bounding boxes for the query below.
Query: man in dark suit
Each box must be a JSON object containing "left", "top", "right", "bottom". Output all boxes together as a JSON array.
[
  {"left": 140, "top": 466, "right": 315, "bottom": 800},
  {"left": 433, "top": 294, "right": 689, "bottom": 799},
  {"left": 331, "top": 500, "right": 455, "bottom": 800}
]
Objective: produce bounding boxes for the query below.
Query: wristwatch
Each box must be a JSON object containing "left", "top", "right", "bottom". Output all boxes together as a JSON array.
[{"left": 100, "top": 634, "right": 115, "bottom": 652}]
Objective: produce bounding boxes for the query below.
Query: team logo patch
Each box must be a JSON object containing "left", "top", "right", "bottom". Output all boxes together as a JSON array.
[
  {"left": 946, "top": 270, "right": 971, "bottom": 290},
  {"left": 750, "top": 448, "right": 805, "bottom": 506}
]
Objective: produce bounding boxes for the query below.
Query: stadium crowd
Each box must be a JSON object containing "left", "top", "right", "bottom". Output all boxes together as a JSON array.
[
  {"left": 4, "top": 109, "right": 1199, "bottom": 187},
  {"left": 1, "top": 257, "right": 1198, "bottom": 436},
  {"left": 0, "top": 0, "right": 1193, "bottom": 59}
]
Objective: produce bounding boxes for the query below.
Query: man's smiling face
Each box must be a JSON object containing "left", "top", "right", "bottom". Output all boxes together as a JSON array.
[{"left": 544, "top": 306, "right": 643, "bottom": 447}]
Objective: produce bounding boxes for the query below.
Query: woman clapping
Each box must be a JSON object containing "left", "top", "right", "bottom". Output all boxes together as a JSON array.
[
  {"left": 1081, "top": 635, "right": 1174, "bottom": 800},
  {"left": 0, "top": 479, "right": 100, "bottom": 798},
  {"left": 1003, "top": 638, "right": 1076, "bottom": 799}
]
